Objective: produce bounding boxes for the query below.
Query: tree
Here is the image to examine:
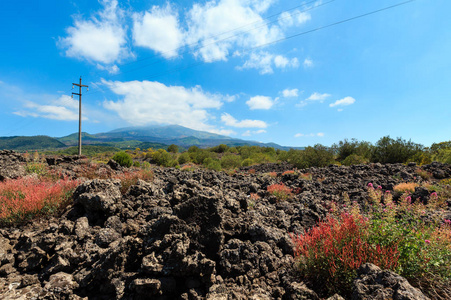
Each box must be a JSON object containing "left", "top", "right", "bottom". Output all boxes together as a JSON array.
[{"left": 167, "top": 144, "right": 179, "bottom": 153}]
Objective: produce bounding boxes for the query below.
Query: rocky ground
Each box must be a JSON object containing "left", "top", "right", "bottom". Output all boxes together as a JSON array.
[{"left": 0, "top": 150, "right": 450, "bottom": 299}]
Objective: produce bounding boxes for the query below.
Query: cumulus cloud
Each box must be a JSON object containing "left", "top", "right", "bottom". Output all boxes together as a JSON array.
[
  {"left": 102, "top": 79, "right": 224, "bottom": 131},
  {"left": 185, "top": 0, "right": 282, "bottom": 62},
  {"left": 59, "top": 0, "right": 129, "bottom": 65},
  {"left": 246, "top": 95, "right": 274, "bottom": 110},
  {"left": 132, "top": 4, "right": 184, "bottom": 58},
  {"left": 242, "top": 129, "right": 266, "bottom": 136},
  {"left": 329, "top": 96, "right": 356, "bottom": 107},
  {"left": 14, "top": 95, "right": 82, "bottom": 121},
  {"left": 221, "top": 113, "right": 267, "bottom": 128},
  {"left": 210, "top": 128, "right": 236, "bottom": 136},
  {"left": 238, "top": 51, "right": 299, "bottom": 74},
  {"left": 294, "top": 132, "right": 324, "bottom": 138},
  {"left": 282, "top": 88, "right": 299, "bottom": 98},
  {"left": 278, "top": 11, "right": 311, "bottom": 28},
  {"left": 306, "top": 92, "right": 331, "bottom": 102},
  {"left": 303, "top": 58, "right": 313, "bottom": 68}
]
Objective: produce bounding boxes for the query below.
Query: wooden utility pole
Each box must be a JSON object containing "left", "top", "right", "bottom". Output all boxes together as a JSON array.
[{"left": 72, "top": 77, "right": 88, "bottom": 156}]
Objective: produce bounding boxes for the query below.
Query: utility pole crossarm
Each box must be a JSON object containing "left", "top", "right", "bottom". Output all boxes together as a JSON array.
[{"left": 71, "top": 77, "right": 88, "bottom": 157}]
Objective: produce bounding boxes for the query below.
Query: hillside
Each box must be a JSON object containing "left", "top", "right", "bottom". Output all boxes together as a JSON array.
[
  {"left": 57, "top": 125, "right": 301, "bottom": 150},
  {"left": 0, "top": 136, "right": 66, "bottom": 151}
]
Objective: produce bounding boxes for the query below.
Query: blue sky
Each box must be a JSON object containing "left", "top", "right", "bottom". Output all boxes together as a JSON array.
[{"left": 0, "top": 0, "right": 450, "bottom": 147}]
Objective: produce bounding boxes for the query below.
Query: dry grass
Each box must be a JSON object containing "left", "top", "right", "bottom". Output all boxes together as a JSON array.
[{"left": 394, "top": 182, "right": 419, "bottom": 193}]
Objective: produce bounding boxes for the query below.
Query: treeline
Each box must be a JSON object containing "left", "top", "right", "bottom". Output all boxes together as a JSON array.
[{"left": 124, "top": 136, "right": 451, "bottom": 170}]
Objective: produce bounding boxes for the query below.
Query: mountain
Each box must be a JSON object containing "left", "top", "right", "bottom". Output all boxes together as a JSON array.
[
  {"left": 57, "top": 125, "right": 300, "bottom": 150},
  {"left": 106, "top": 125, "right": 230, "bottom": 140},
  {"left": 0, "top": 136, "right": 66, "bottom": 151},
  {"left": 0, "top": 125, "right": 302, "bottom": 151}
]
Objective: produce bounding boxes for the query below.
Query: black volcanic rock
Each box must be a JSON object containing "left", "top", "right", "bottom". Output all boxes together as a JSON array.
[{"left": 0, "top": 158, "right": 449, "bottom": 299}]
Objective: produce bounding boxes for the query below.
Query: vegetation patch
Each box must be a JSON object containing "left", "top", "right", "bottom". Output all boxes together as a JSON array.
[
  {"left": 267, "top": 183, "right": 293, "bottom": 201},
  {"left": 0, "top": 177, "right": 79, "bottom": 226},
  {"left": 292, "top": 183, "right": 451, "bottom": 299}
]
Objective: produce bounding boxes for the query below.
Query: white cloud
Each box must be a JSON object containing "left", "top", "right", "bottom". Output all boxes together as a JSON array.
[
  {"left": 14, "top": 96, "right": 82, "bottom": 121},
  {"left": 238, "top": 51, "right": 299, "bottom": 74},
  {"left": 278, "top": 11, "right": 311, "bottom": 28},
  {"left": 303, "top": 58, "right": 314, "bottom": 68},
  {"left": 282, "top": 88, "right": 299, "bottom": 98},
  {"left": 209, "top": 128, "right": 236, "bottom": 136},
  {"left": 294, "top": 132, "right": 324, "bottom": 138},
  {"left": 274, "top": 55, "right": 299, "bottom": 69},
  {"left": 221, "top": 113, "right": 267, "bottom": 128},
  {"left": 306, "top": 92, "right": 331, "bottom": 102},
  {"left": 102, "top": 79, "right": 225, "bottom": 131},
  {"left": 132, "top": 4, "right": 184, "bottom": 59},
  {"left": 296, "top": 101, "right": 308, "bottom": 108},
  {"left": 185, "top": 0, "right": 282, "bottom": 62},
  {"left": 329, "top": 96, "right": 356, "bottom": 107},
  {"left": 96, "top": 64, "right": 120, "bottom": 74},
  {"left": 59, "top": 0, "right": 129, "bottom": 65},
  {"left": 246, "top": 95, "right": 274, "bottom": 110},
  {"left": 242, "top": 129, "right": 266, "bottom": 136}
]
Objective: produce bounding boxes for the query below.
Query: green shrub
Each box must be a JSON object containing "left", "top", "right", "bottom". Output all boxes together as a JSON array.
[
  {"left": 190, "top": 149, "right": 212, "bottom": 164},
  {"left": 167, "top": 144, "right": 179, "bottom": 153},
  {"left": 220, "top": 153, "right": 242, "bottom": 169},
  {"left": 430, "top": 141, "right": 451, "bottom": 153},
  {"left": 112, "top": 151, "right": 133, "bottom": 167},
  {"left": 433, "top": 149, "right": 451, "bottom": 164},
  {"left": 409, "top": 151, "right": 433, "bottom": 165},
  {"left": 241, "top": 158, "right": 254, "bottom": 167},
  {"left": 151, "top": 149, "right": 173, "bottom": 167},
  {"left": 342, "top": 154, "right": 368, "bottom": 166},
  {"left": 371, "top": 136, "right": 424, "bottom": 164},
  {"left": 204, "top": 158, "right": 222, "bottom": 171},
  {"left": 332, "top": 138, "right": 372, "bottom": 162},
  {"left": 210, "top": 144, "right": 229, "bottom": 153},
  {"left": 25, "top": 162, "right": 48, "bottom": 176},
  {"left": 141, "top": 161, "right": 151, "bottom": 170},
  {"left": 227, "top": 147, "right": 238, "bottom": 154},
  {"left": 178, "top": 152, "right": 191, "bottom": 165}
]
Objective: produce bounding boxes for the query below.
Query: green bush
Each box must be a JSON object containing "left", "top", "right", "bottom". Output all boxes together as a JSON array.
[
  {"left": 342, "top": 154, "right": 368, "bottom": 166},
  {"left": 241, "top": 158, "right": 254, "bottom": 167},
  {"left": 190, "top": 149, "right": 212, "bottom": 164},
  {"left": 141, "top": 161, "right": 151, "bottom": 170},
  {"left": 433, "top": 149, "right": 451, "bottom": 164},
  {"left": 371, "top": 136, "right": 424, "bottom": 164},
  {"left": 210, "top": 144, "right": 229, "bottom": 153},
  {"left": 220, "top": 153, "right": 242, "bottom": 169},
  {"left": 333, "top": 139, "right": 372, "bottom": 162},
  {"left": 178, "top": 152, "right": 191, "bottom": 165},
  {"left": 203, "top": 158, "right": 222, "bottom": 171},
  {"left": 227, "top": 147, "right": 238, "bottom": 154},
  {"left": 285, "top": 145, "right": 334, "bottom": 169},
  {"left": 167, "top": 144, "right": 179, "bottom": 153},
  {"left": 151, "top": 149, "right": 173, "bottom": 167},
  {"left": 430, "top": 141, "right": 451, "bottom": 153},
  {"left": 112, "top": 151, "right": 133, "bottom": 167}
]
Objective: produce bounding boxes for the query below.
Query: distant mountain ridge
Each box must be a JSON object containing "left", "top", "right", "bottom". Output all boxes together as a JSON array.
[{"left": 0, "top": 125, "right": 303, "bottom": 151}]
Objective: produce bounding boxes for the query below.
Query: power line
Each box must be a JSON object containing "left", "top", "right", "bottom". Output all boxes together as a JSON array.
[
  {"left": 119, "top": 0, "right": 333, "bottom": 68},
  {"left": 84, "top": 0, "right": 337, "bottom": 96},
  {"left": 119, "top": 0, "right": 335, "bottom": 76},
  {"left": 86, "top": 0, "right": 417, "bottom": 97}
]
